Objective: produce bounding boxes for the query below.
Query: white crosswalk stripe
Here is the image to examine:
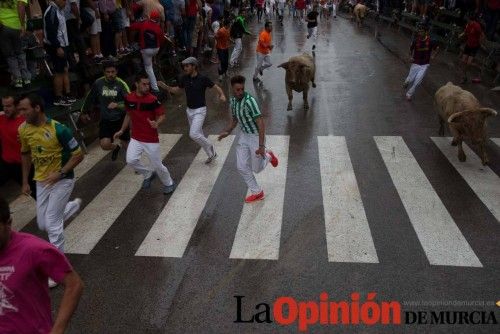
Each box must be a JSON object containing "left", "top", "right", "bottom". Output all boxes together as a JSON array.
[
  {"left": 136, "top": 135, "right": 235, "bottom": 258},
  {"left": 375, "top": 136, "right": 482, "bottom": 267},
  {"left": 432, "top": 137, "right": 500, "bottom": 223},
  {"left": 11, "top": 141, "right": 110, "bottom": 231},
  {"left": 229, "top": 135, "right": 290, "bottom": 260},
  {"left": 318, "top": 136, "right": 379, "bottom": 263},
  {"left": 65, "top": 134, "right": 182, "bottom": 254},
  {"left": 10, "top": 134, "right": 499, "bottom": 265}
]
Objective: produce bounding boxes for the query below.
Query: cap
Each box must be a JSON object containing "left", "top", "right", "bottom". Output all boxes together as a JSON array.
[
  {"left": 150, "top": 10, "right": 160, "bottom": 20},
  {"left": 181, "top": 56, "right": 199, "bottom": 66}
]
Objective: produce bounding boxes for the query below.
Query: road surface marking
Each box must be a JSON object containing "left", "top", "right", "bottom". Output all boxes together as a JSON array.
[
  {"left": 229, "top": 135, "right": 289, "bottom": 260},
  {"left": 65, "top": 134, "right": 181, "bottom": 254},
  {"left": 136, "top": 135, "right": 235, "bottom": 257},
  {"left": 375, "top": 136, "right": 482, "bottom": 267},
  {"left": 318, "top": 136, "right": 379, "bottom": 263}
]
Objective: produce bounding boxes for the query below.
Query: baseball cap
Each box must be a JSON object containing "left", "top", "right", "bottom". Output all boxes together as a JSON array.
[{"left": 181, "top": 57, "right": 199, "bottom": 66}]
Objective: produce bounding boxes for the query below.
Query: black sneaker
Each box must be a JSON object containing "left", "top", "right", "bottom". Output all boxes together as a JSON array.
[
  {"left": 111, "top": 144, "right": 121, "bottom": 161},
  {"left": 53, "top": 97, "right": 70, "bottom": 106}
]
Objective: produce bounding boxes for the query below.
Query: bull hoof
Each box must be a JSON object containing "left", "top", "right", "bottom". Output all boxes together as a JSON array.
[
  {"left": 312, "top": 83, "right": 316, "bottom": 88},
  {"left": 287, "top": 104, "right": 292, "bottom": 111},
  {"left": 482, "top": 158, "right": 489, "bottom": 166},
  {"left": 458, "top": 152, "right": 466, "bottom": 162}
]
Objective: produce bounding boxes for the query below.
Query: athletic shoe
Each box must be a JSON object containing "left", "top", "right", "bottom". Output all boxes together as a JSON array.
[
  {"left": 24, "top": 79, "right": 31, "bottom": 85},
  {"left": 141, "top": 172, "right": 156, "bottom": 189},
  {"left": 66, "top": 95, "right": 77, "bottom": 103},
  {"left": 163, "top": 182, "right": 176, "bottom": 195},
  {"left": 64, "top": 198, "right": 82, "bottom": 220},
  {"left": 111, "top": 143, "right": 121, "bottom": 161},
  {"left": 245, "top": 191, "right": 265, "bottom": 203},
  {"left": 14, "top": 79, "right": 23, "bottom": 88},
  {"left": 53, "top": 96, "right": 71, "bottom": 106},
  {"left": 268, "top": 151, "right": 279, "bottom": 167},
  {"left": 312, "top": 44, "right": 316, "bottom": 50},
  {"left": 48, "top": 278, "right": 58, "bottom": 288}
]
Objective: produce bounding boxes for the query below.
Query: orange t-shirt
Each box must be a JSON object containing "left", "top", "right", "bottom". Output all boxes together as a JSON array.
[
  {"left": 256, "top": 29, "right": 272, "bottom": 54},
  {"left": 216, "top": 27, "right": 230, "bottom": 49}
]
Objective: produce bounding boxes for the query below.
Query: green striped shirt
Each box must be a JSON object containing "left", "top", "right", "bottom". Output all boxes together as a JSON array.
[{"left": 230, "top": 92, "right": 261, "bottom": 134}]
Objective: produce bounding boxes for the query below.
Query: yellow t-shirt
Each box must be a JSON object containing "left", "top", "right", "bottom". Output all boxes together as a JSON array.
[
  {"left": 19, "top": 119, "right": 82, "bottom": 181},
  {"left": 0, "top": 0, "right": 28, "bottom": 30}
]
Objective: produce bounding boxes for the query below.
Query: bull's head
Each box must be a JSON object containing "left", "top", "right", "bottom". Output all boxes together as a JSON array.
[
  {"left": 278, "top": 61, "right": 309, "bottom": 86},
  {"left": 447, "top": 108, "right": 497, "bottom": 144}
]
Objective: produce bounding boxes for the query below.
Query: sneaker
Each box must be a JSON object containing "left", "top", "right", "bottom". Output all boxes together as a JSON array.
[
  {"left": 24, "top": 79, "right": 31, "bottom": 85},
  {"left": 245, "top": 190, "right": 265, "bottom": 203},
  {"left": 268, "top": 151, "right": 278, "bottom": 167},
  {"left": 111, "top": 143, "right": 121, "bottom": 161},
  {"left": 163, "top": 182, "right": 176, "bottom": 195},
  {"left": 64, "top": 198, "right": 82, "bottom": 220},
  {"left": 14, "top": 79, "right": 23, "bottom": 88},
  {"left": 65, "top": 95, "right": 77, "bottom": 103},
  {"left": 141, "top": 172, "right": 156, "bottom": 189},
  {"left": 312, "top": 44, "right": 316, "bottom": 50},
  {"left": 53, "top": 96, "right": 71, "bottom": 106},
  {"left": 48, "top": 278, "right": 58, "bottom": 289}
]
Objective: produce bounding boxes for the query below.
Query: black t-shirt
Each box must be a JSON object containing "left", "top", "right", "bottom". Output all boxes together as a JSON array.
[
  {"left": 177, "top": 74, "right": 215, "bottom": 109},
  {"left": 307, "top": 11, "right": 319, "bottom": 28}
]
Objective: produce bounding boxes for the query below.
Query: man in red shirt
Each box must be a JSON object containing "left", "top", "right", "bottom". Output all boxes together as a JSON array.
[
  {"left": 459, "top": 14, "right": 484, "bottom": 83},
  {"left": 114, "top": 72, "right": 176, "bottom": 194},
  {"left": 0, "top": 95, "right": 36, "bottom": 198},
  {"left": 0, "top": 196, "right": 83, "bottom": 333}
]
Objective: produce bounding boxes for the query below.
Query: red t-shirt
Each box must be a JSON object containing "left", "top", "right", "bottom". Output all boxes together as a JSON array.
[
  {"left": 187, "top": 0, "right": 198, "bottom": 17},
  {"left": 465, "top": 21, "right": 482, "bottom": 48},
  {"left": 0, "top": 114, "right": 25, "bottom": 164},
  {"left": 295, "top": 0, "right": 306, "bottom": 10},
  {"left": 129, "top": 20, "right": 165, "bottom": 49},
  {"left": 125, "top": 92, "right": 165, "bottom": 143},
  {"left": 0, "top": 231, "right": 72, "bottom": 334}
]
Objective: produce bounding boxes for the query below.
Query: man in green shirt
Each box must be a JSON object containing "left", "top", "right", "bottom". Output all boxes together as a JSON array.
[
  {"left": 218, "top": 75, "right": 278, "bottom": 204},
  {"left": 0, "top": 0, "right": 31, "bottom": 88}
]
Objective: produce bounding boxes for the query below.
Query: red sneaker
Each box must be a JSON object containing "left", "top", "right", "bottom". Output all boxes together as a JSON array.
[
  {"left": 268, "top": 151, "right": 279, "bottom": 167},
  {"left": 245, "top": 191, "right": 265, "bottom": 203}
]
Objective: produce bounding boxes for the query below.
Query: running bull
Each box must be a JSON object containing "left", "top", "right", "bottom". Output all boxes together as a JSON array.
[
  {"left": 435, "top": 82, "right": 497, "bottom": 165},
  {"left": 278, "top": 53, "right": 316, "bottom": 111}
]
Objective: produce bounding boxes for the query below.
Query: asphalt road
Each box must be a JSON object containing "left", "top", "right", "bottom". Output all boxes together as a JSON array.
[{"left": 16, "top": 13, "right": 500, "bottom": 333}]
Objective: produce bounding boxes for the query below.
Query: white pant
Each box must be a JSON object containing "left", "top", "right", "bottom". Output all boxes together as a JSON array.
[
  {"left": 236, "top": 133, "right": 270, "bottom": 194},
  {"left": 141, "top": 48, "right": 160, "bottom": 91},
  {"left": 405, "top": 63, "right": 429, "bottom": 98},
  {"left": 126, "top": 138, "right": 174, "bottom": 186},
  {"left": 307, "top": 26, "right": 318, "bottom": 41},
  {"left": 254, "top": 52, "right": 272, "bottom": 78},
  {"left": 36, "top": 178, "right": 76, "bottom": 252},
  {"left": 187, "top": 107, "right": 213, "bottom": 157},
  {"left": 230, "top": 38, "right": 242, "bottom": 66}
]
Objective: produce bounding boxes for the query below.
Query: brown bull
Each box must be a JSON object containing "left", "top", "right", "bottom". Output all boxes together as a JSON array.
[
  {"left": 278, "top": 53, "right": 316, "bottom": 111},
  {"left": 435, "top": 82, "right": 497, "bottom": 165}
]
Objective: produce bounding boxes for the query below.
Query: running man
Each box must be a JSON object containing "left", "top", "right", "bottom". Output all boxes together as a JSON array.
[
  {"left": 17, "top": 94, "right": 83, "bottom": 262},
  {"left": 114, "top": 73, "right": 176, "bottom": 194},
  {"left": 158, "top": 57, "right": 226, "bottom": 164},
  {"left": 253, "top": 21, "right": 274, "bottom": 82},
  {"left": 218, "top": 75, "right": 278, "bottom": 204},
  {"left": 306, "top": 5, "right": 319, "bottom": 50},
  {"left": 229, "top": 9, "right": 251, "bottom": 68},
  {"left": 81, "top": 61, "right": 130, "bottom": 160}
]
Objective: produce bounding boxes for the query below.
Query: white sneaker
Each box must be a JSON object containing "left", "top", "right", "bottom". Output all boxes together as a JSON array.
[
  {"left": 48, "top": 278, "right": 58, "bottom": 288},
  {"left": 63, "top": 198, "right": 82, "bottom": 220}
]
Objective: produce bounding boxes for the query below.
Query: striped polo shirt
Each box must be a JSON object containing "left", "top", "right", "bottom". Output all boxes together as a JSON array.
[{"left": 230, "top": 92, "right": 261, "bottom": 134}]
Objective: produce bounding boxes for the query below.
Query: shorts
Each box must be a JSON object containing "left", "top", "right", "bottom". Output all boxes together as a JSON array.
[
  {"left": 99, "top": 118, "right": 130, "bottom": 140},
  {"left": 120, "top": 8, "right": 130, "bottom": 28},
  {"left": 463, "top": 45, "right": 479, "bottom": 57},
  {"left": 111, "top": 10, "right": 125, "bottom": 31},
  {"left": 45, "top": 45, "right": 69, "bottom": 73},
  {"left": 85, "top": 7, "right": 102, "bottom": 34}
]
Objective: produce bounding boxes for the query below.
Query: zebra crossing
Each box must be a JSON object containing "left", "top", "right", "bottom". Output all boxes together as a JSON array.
[{"left": 12, "top": 134, "right": 500, "bottom": 267}]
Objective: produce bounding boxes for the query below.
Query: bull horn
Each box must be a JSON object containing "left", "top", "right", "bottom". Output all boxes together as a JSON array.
[
  {"left": 478, "top": 108, "right": 497, "bottom": 117},
  {"left": 447, "top": 110, "right": 469, "bottom": 123},
  {"left": 277, "top": 62, "right": 289, "bottom": 69}
]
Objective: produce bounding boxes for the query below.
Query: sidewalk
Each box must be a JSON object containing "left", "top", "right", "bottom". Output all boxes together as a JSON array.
[{"left": 364, "top": 16, "right": 500, "bottom": 109}]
